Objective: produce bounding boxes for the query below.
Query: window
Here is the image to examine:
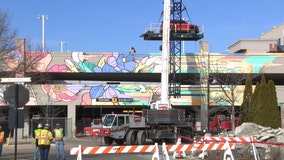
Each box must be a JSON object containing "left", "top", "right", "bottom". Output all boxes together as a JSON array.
[{"left": 118, "top": 116, "right": 124, "bottom": 126}]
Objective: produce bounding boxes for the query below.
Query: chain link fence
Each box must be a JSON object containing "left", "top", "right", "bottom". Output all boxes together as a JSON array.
[{"left": 31, "top": 117, "right": 72, "bottom": 139}]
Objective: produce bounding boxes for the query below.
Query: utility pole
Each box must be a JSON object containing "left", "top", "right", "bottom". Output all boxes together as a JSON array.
[
  {"left": 58, "top": 41, "right": 66, "bottom": 52},
  {"left": 38, "top": 15, "right": 48, "bottom": 52}
]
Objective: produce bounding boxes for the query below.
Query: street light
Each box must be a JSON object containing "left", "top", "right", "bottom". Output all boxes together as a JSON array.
[
  {"left": 58, "top": 41, "right": 66, "bottom": 52},
  {"left": 38, "top": 15, "right": 48, "bottom": 52}
]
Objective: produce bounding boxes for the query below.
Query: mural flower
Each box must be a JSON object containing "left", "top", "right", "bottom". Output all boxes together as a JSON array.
[
  {"left": 71, "top": 52, "right": 95, "bottom": 72},
  {"left": 42, "top": 84, "right": 83, "bottom": 102},
  {"left": 93, "top": 52, "right": 137, "bottom": 73},
  {"left": 80, "top": 84, "right": 131, "bottom": 105},
  {"left": 48, "top": 65, "right": 69, "bottom": 72}
]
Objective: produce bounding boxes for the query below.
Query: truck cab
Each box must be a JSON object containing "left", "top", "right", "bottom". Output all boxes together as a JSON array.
[{"left": 100, "top": 114, "right": 146, "bottom": 145}]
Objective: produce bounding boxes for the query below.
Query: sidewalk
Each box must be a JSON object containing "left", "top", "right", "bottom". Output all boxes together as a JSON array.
[
  {"left": 1, "top": 136, "right": 98, "bottom": 159},
  {"left": 1, "top": 136, "right": 152, "bottom": 160}
]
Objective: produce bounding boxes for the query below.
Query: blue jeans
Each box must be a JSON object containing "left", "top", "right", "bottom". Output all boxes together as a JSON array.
[
  {"left": 38, "top": 146, "right": 50, "bottom": 160},
  {"left": 33, "top": 146, "right": 40, "bottom": 160},
  {"left": 55, "top": 140, "right": 65, "bottom": 159}
]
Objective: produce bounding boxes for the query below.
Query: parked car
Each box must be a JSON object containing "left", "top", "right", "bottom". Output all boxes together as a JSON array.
[{"left": 160, "top": 20, "right": 200, "bottom": 33}]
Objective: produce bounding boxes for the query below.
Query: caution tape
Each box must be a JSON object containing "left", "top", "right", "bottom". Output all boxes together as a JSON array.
[{"left": 255, "top": 141, "right": 284, "bottom": 146}]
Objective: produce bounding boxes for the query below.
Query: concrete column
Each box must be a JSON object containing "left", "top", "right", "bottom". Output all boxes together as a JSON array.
[
  {"left": 16, "top": 121, "right": 29, "bottom": 139},
  {"left": 68, "top": 104, "right": 76, "bottom": 138},
  {"left": 199, "top": 40, "right": 210, "bottom": 132},
  {"left": 199, "top": 41, "right": 209, "bottom": 53}
]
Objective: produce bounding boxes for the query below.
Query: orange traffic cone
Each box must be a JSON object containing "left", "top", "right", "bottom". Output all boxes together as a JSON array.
[{"left": 173, "top": 137, "right": 186, "bottom": 159}]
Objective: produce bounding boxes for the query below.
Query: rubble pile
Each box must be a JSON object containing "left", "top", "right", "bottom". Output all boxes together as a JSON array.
[
  {"left": 231, "top": 122, "right": 284, "bottom": 160},
  {"left": 232, "top": 122, "right": 284, "bottom": 142},
  {"left": 202, "top": 123, "right": 283, "bottom": 159}
]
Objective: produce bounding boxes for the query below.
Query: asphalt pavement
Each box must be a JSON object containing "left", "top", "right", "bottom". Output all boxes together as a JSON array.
[{"left": 1, "top": 136, "right": 154, "bottom": 160}]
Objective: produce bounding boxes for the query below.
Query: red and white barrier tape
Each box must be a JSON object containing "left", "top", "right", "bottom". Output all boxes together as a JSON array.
[
  {"left": 70, "top": 143, "right": 235, "bottom": 155},
  {"left": 70, "top": 137, "right": 284, "bottom": 156},
  {"left": 166, "top": 143, "right": 235, "bottom": 152},
  {"left": 70, "top": 145, "right": 156, "bottom": 155},
  {"left": 202, "top": 136, "right": 284, "bottom": 146},
  {"left": 202, "top": 137, "right": 256, "bottom": 143}
]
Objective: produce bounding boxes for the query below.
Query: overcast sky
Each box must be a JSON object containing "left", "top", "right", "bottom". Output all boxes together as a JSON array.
[{"left": 1, "top": 0, "right": 284, "bottom": 54}]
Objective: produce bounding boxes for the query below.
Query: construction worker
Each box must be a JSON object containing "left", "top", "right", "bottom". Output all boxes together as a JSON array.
[
  {"left": 36, "top": 124, "right": 53, "bottom": 160},
  {"left": 53, "top": 123, "right": 66, "bottom": 160},
  {"left": 0, "top": 125, "right": 4, "bottom": 157},
  {"left": 33, "top": 123, "right": 42, "bottom": 160}
]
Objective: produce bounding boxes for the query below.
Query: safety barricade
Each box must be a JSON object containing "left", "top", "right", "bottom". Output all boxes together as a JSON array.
[
  {"left": 200, "top": 136, "right": 257, "bottom": 160},
  {"left": 201, "top": 136, "right": 284, "bottom": 147},
  {"left": 200, "top": 135, "right": 284, "bottom": 160},
  {"left": 70, "top": 143, "right": 235, "bottom": 155},
  {"left": 152, "top": 142, "right": 170, "bottom": 160},
  {"left": 70, "top": 135, "right": 284, "bottom": 160},
  {"left": 70, "top": 142, "right": 235, "bottom": 160},
  {"left": 223, "top": 141, "right": 235, "bottom": 160},
  {"left": 202, "top": 136, "right": 257, "bottom": 144},
  {"left": 70, "top": 144, "right": 156, "bottom": 155},
  {"left": 166, "top": 143, "right": 235, "bottom": 152}
]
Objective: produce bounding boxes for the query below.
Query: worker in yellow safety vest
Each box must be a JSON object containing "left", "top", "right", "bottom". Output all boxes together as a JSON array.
[
  {"left": 36, "top": 124, "right": 53, "bottom": 160},
  {"left": 33, "top": 123, "right": 43, "bottom": 160},
  {"left": 53, "top": 123, "right": 66, "bottom": 160},
  {"left": 0, "top": 125, "right": 5, "bottom": 157}
]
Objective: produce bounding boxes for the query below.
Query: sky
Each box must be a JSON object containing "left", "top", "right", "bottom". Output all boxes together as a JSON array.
[{"left": 1, "top": 0, "right": 284, "bottom": 54}]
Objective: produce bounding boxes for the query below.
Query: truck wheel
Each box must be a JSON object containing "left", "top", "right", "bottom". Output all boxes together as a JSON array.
[
  {"left": 137, "top": 131, "right": 146, "bottom": 145},
  {"left": 103, "top": 137, "right": 113, "bottom": 145},
  {"left": 126, "top": 130, "right": 136, "bottom": 145},
  {"left": 115, "top": 139, "right": 124, "bottom": 145}
]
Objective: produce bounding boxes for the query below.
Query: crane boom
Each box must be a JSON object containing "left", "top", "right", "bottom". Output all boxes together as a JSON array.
[{"left": 156, "top": 0, "right": 171, "bottom": 110}]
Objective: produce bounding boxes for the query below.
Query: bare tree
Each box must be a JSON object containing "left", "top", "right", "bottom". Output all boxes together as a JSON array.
[
  {"left": 211, "top": 73, "right": 249, "bottom": 131},
  {"left": 207, "top": 57, "right": 265, "bottom": 131},
  {"left": 0, "top": 9, "right": 58, "bottom": 118},
  {"left": 198, "top": 49, "right": 260, "bottom": 131},
  {"left": 24, "top": 39, "right": 67, "bottom": 118},
  {"left": 0, "top": 9, "right": 17, "bottom": 72}
]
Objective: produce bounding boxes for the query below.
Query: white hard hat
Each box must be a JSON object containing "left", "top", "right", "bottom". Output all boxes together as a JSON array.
[
  {"left": 38, "top": 124, "right": 43, "bottom": 128},
  {"left": 44, "top": 124, "right": 50, "bottom": 128}
]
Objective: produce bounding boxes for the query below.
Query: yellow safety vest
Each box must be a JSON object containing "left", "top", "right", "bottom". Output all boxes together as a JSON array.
[
  {"left": 34, "top": 128, "right": 41, "bottom": 142},
  {"left": 0, "top": 131, "right": 4, "bottom": 143},
  {"left": 54, "top": 128, "right": 63, "bottom": 140},
  {"left": 37, "top": 129, "right": 52, "bottom": 145}
]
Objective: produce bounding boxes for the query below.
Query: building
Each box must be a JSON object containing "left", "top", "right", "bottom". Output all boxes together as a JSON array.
[
  {"left": 1, "top": 26, "right": 284, "bottom": 139},
  {"left": 228, "top": 23, "right": 284, "bottom": 53}
]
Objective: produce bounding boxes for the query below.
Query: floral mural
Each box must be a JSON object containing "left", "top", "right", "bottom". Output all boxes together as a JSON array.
[{"left": 1, "top": 47, "right": 284, "bottom": 107}]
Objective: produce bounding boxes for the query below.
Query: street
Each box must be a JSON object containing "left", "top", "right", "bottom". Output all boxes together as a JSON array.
[{"left": 1, "top": 136, "right": 153, "bottom": 160}]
